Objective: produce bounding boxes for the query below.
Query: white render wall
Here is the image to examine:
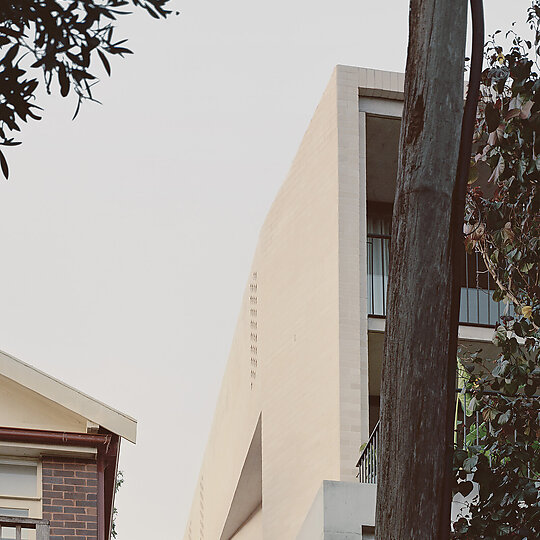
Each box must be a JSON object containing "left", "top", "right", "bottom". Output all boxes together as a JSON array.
[
  {"left": 182, "top": 67, "right": 406, "bottom": 540},
  {"left": 0, "top": 373, "right": 88, "bottom": 433}
]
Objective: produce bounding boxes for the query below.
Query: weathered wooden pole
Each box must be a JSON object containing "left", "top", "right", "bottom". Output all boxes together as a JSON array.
[{"left": 375, "top": 1, "right": 468, "bottom": 538}]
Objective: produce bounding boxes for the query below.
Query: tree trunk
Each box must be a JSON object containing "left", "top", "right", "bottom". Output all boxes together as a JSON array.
[{"left": 375, "top": 1, "right": 468, "bottom": 539}]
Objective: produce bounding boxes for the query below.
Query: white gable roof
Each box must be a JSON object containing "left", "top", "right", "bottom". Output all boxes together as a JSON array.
[{"left": 0, "top": 349, "right": 137, "bottom": 443}]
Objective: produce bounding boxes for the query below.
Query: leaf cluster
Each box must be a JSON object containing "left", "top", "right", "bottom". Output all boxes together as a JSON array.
[
  {"left": 111, "top": 470, "right": 124, "bottom": 539},
  {"left": 0, "top": 0, "right": 171, "bottom": 178},
  {"left": 467, "top": 28, "right": 540, "bottom": 313},
  {"left": 453, "top": 5, "right": 540, "bottom": 537},
  {"left": 453, "top": 337, "right": 540, "bottom": 538}
]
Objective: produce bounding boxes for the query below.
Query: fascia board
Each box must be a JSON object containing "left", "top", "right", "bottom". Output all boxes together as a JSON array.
[{"left": 0, "top": 349, "right": 137, "bottom": 444}]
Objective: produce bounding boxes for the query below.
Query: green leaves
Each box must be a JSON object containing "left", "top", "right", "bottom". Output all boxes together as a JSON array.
[
  {"left": 463, "top": 455, "right": 479, "bottom": 473},
  {"left": 455, "top": 13, "right": 540, "bottom": 536},
  {"left": 497, "top": 409, "right": 511, "bottom": 424}
]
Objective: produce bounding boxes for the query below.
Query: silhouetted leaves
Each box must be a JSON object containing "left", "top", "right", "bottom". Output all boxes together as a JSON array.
[
  {"left": 0, "top": 0, "right": 171, "bottom": 179},
  {"left": 453, "top": 8, "right": 540, "bottom": 538},
  {"left": 0, "top": 149, "right": 8, "bottom": 178},
  {"left": 485, "top": 102, "right": 500, "bottom": 133},
  {"left": 97, "top": 50, "right": 111, "bottom": 76}
]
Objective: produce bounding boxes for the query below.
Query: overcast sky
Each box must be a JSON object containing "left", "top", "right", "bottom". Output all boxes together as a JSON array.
[{"left": 0, "top": 1, "right": 533, "bottom": 538}]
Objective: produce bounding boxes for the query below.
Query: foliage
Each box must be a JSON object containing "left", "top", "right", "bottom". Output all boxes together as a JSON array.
[
  {"left": 111, "top": 469, "right": 124, "bottom": 539},
  {"left": 0, "top": 0, "right": 171, "bottom": 178},
  {"left": 452, "top": 3, "right": 540, "bottom": 538}
]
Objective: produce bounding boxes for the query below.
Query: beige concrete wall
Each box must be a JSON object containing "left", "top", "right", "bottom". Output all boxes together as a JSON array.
[
  {"left": 297, "top": 480, "right": 376, "bottom": 540},
  {"left": 183, "top": 277, "right": 263, "bottom": 540},
  {"left": 257, "top": 67, "right": 342, "bottom": 539},
  {"left": 230, "top": 507, "right": 262, "bottom": 540},
  {"left": 335, "top": 66, "right": 405, "bottom": 482},
  {"left": 183, "top": 67, "right": 343, "bottom": 540},
  {"left": 0, "top": 374, "right": 88, "bottom": 433},
  {"left": 182, "top": 66, "right": 407, "bottom": 540},
  {"left": 336, "top": 67, "right": 367, "bottom": 483}
]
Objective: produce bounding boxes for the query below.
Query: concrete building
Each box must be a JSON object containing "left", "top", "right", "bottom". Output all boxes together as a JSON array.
[
  {"left": 0, "top": 349, "right": 136, "bottom": 540},
  {"left": 183, "top": 66, "right": 499, "bottom": 540}
]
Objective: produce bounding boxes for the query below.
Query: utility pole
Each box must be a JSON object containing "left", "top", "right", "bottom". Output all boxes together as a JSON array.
[{"left": 375, "top": 1, "right": 469, "bottom": 538}]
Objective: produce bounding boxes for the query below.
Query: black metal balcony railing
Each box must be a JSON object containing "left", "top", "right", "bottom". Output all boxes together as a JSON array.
[
  {"left": 357, "top": 420, "right": 379, "bottom": 484},
  {"left": 0, "top": 517, "right": 50, "bottom": 540},
  {"left": 357, "top": 396, "right": 475, "bottom": 485},
  {"left": 367, "top": 232, "right": 512, "bottom": 327},
  {"left": 357, "top": 391, "right": 536, "bottom": 484}
]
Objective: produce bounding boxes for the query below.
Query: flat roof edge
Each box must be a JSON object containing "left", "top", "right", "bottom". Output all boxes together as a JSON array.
[{"left": 336, "top": 65, "right": 405, "bottom": 100}]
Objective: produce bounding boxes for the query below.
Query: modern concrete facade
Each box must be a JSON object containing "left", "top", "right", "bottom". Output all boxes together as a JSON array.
[{"left": 183, "top": 66, "right": 497, "bottom": 540}]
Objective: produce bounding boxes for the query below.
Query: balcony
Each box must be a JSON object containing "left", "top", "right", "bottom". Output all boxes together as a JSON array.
[
  {"left": 357, "top": 420, "right": 379, "bottom": 484},
  {"left": 0, "top": 517, "right": 50, "bottom": 540},
  {"left": 367, "top": 230, "right": 511, "bottom": 327},
  {"left": 357, "top": 390, "right": 536, "bottom": 484}
]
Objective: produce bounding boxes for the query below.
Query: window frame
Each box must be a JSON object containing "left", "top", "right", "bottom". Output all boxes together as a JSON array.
[{"left": 0, "top": 457, "right": 42, "bottom": 519}]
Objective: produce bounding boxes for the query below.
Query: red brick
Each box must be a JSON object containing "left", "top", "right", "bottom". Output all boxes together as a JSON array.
[
  {"left": 53, "top": 529, "right": 75, "bottom": 535},
  {"left": 63, "top": 521, "right": 87, "bottom": 529},
  {"left": 52, "top": 485, "right": 76, "bottom": 493},
  {"left": 52, "top": 513, "right": 77, "bottom": 521},
  {"left": 44, "top": 462, "right": 64, "bottom": 470},
  {"left": 64, "top": 478, "right": 87, "bottom": 486},
  {"left": 75, "top": 471, "right": 97, "bottom": 479},
  {"left": 43, "top": 456, "right": 98, "bottom": 540},
  {"left": 53, "top": 469, "right": 75, "bottom": 477},
  {"left": 62, "top": 506, "right": 86, "bottom": 514},
  {"left": 66, "top": 492, "right": 86, "bottom": 501},
  {"left": 44, "top": 505, "right": 63, "bottom": 513},
  {"left": 77, "top": 514, "right": 97, "bottom": 522},
  {"left": 43, "top": 476, "right": 64, "bottom": 485},
  {"left": 74, "top": 485, "right": 94, "bottom": 493}
]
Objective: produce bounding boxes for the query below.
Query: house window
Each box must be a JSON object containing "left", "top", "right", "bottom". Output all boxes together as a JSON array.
[
  {"left": 0, "top": 459, "right": 41, "bottom": 540},
  {"left": 0, "top": 508, "right": 30, "bottom": 540},
  {"left": 0, "top": 463, "right": 37, "bottom": 497}
]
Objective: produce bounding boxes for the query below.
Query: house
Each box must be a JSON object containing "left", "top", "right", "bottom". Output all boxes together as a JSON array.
[
  {"left": 0, "top": 348, "right": 136, "bottom": 540},
  {"left": 182, "top": 66, "right": 499, "bottom": 540}
]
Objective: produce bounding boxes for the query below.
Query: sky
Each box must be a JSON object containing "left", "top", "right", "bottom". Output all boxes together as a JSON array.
[{"left": 0, "top": 0, "right": 534, "bottom": 538}]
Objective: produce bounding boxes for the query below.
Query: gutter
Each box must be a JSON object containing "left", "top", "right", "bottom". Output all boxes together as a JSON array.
[
  {"left": 0, "top": 426, "right": 111, "bottom": 448},
  {"left": 0, "top": 427, "right": 120, "bottom": 540}
]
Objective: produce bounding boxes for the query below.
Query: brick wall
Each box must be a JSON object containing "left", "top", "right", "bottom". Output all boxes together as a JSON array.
[{"left": 42, "top": 456, "right": 98, "bottom": 540}]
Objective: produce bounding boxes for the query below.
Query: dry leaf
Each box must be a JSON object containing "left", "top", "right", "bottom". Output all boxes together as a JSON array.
[{"left": 520, "top": 100, "right": 534, "bottom": 119}]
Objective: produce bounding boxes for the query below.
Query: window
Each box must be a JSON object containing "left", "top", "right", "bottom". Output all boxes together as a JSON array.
[
  {"left": 0, "top": 459, "right": 41, "bottom": 540},
  {"left": 0, "top": 508, "right": 30, "bottom": 540},
  {"left": 367, "top": 213, "right": 391, "bottom": 316},
  {"left": 366, "top": 205, "right": 509, "bottom": 326}
]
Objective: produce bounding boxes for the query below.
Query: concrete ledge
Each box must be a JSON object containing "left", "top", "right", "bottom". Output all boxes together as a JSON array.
[
  {"left": 367, "top": 317, "right": 495, "bottom": 343},
  {"left": 297, "top": 481, "right": 376, "bottom": 540}
]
